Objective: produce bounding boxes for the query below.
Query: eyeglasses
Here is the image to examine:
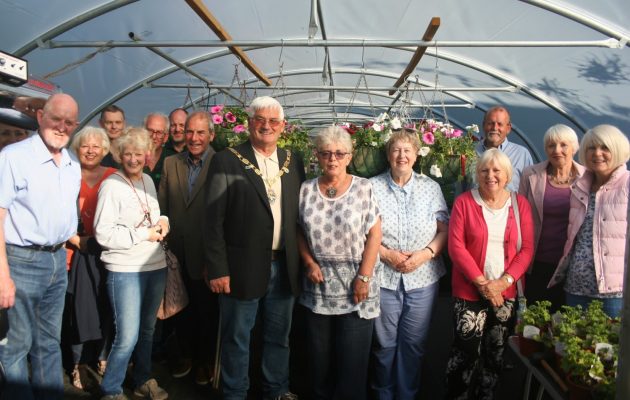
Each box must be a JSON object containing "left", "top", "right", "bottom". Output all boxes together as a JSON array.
[
  {"left": 252, "top": 116, "right": 283, "bottom": 128},
  {"left": 148, "top": 129, "right": 166, "bottom": 136},
  {"left": 317, "top": 150, "right": 350, "bottom": 160},
  {"left": 48, "top": 115, "right": 78, "bottom": 129}
]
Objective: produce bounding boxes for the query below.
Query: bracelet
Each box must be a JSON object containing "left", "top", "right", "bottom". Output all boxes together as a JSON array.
[{"left": 424, "top": 246, "right": 435, "bottom": 258}]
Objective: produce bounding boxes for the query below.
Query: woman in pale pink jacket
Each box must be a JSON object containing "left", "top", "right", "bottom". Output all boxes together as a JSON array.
[
  {"left": 519, "top": 125, "right": 585, "bottom": 311},
  {"left": 548, "top": 125, "right": 629, "bottom": 317}
]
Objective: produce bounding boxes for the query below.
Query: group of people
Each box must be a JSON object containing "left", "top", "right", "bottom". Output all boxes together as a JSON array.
[{"left": 0, "top": 93, "right": 627, "bottom": 400}]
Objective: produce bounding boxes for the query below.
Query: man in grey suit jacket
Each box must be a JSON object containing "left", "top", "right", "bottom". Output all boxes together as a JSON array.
[
  {"left": 204, "top": 97, "right": 305, "bottom": 400},
  {"left": 158, "top": 110, "right": 217, "bottom": 385}
]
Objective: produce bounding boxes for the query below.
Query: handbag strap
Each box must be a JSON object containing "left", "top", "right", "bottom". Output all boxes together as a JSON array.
[{"left": 511, "top": 191, "right": 524, "bottom": 298}]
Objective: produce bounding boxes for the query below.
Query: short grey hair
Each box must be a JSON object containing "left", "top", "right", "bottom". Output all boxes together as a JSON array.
[
  {"left": 114, "top": 127, "right": 152, "bottom": 163},
  {"left": 385, "top": 131, "right": 421, "bottom": 154},
  {"left": 143, "top": 112, "right": 170, "bottom": 132},
  {"left": 247, "top": 96, "right": 284, "bottom": 120},
  {"left": 579, "top": 124, "right": 629, "bottom": 168},
  {"left": 186, "top": 111, "right": 215, "bottom": 132},
  {"left": 543, "top": 124, "right": 579, "bottom": 155},
  {"left": 476, "top": 148, "right": 513, "bottom": 184},
  {"left": 70, "top": 126, "right": 110, "bottom": 157},
  {"left": 314, "top": 126, "right": 353, "bottom": 153}
]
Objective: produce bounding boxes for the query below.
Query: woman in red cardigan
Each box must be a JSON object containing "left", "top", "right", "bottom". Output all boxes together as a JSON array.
[{"left": 445, "top": 149, "right": 534, "bottom": 399}]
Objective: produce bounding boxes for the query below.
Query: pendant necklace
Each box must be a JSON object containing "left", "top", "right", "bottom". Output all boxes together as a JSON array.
[
  {"left": 325, "top": 186, "right": 337, "bottom": 198},
  {"left": 228, "top": 148, "right": 292, "bottom": 204}
]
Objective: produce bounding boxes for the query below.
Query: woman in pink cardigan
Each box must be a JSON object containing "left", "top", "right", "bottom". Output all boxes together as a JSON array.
[
  {"left": 519, "top": 124, "right": 585, "bottom": 311},
  {"left": 445, "top": 149, "right": 534, "bottom": 400},
  {"left": 548, "top": 125, "right": 629, "bottom": 318}
]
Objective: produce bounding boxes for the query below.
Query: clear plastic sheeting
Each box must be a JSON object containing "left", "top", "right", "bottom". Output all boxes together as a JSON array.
[{"left": 0, "top": 0, "right": 629, "bottom": 160}]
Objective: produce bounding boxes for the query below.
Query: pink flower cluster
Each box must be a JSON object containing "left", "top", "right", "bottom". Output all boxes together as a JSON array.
[
  {"left": 418, "top": 120, "right": 463, "bottom": 145},
  {"left": 209, "top": 104, "right": 247, "bottom": 133}
]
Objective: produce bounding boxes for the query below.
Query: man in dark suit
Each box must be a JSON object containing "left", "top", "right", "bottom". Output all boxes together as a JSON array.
[
  {"left": 204, "top": 96, "right": 305, "bottom": 400},
  {"left": 158, "top": 110, "right": 217, "bottom": 385}
]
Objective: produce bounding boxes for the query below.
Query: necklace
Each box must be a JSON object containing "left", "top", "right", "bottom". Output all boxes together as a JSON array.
[
  {"left": 228, "top": 148, "right": 291, "bottom": 204},
  {"left": 115, "top": 172, "right": 152, "bottom": 227},
  {"left": 321, "top": 176, "right": 347, "bottom": 198},
  {"left": 547, "top": 171, "right": 573, "bottom": 185}
]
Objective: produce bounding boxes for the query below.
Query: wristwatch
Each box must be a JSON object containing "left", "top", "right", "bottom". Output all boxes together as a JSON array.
[
  {"left": 357, "top": 274, "right": 371, "bottom": 283},
  {"left": 504, "top": 274, "right": 514, "bottom": 285}
]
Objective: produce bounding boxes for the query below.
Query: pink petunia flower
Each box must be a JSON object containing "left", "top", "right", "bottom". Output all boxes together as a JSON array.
[
  {"left": 451, "top": 129, "right": 463, "bottom": 138},
  {"left": 233, "top": 124, "right": 246, "bottom": 133},
  {"left": 212, "top": 114, "right": 223, "bottom": 124},
  {"left": 225, "top": 112, "right": 236, "bottom": 123},
  {"left": 210, "top": 105, "right": 224, "bottom": 114},
  {"left": 422, "top": 132, "right": 435, "bottom": 145}
]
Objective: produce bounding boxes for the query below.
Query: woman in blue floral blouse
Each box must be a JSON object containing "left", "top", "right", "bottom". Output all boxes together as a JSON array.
[{"left": 370, "top": 131, "right": 448, "bottom": 399}]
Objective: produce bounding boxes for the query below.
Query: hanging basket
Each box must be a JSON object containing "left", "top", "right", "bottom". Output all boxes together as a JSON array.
[
  {"left": 415, "top": 155, "right": 473, "bottom": 207},
  {"left": 347, "top": 146, "right": 388, "bottom": 178},
  {"left": 211, "top": 128, "right": 231, "bottom": 152}
]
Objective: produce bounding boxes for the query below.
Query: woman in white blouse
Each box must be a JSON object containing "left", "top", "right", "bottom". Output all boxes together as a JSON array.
[
  {"left": 297, "top": 126, "right": 381, "bottom": 400},
  {"left": 369, "top": 131, "right": 448, "bottom": 400},
  {"left": 94, "top": 127, "right": 170, "bottom": 400}
]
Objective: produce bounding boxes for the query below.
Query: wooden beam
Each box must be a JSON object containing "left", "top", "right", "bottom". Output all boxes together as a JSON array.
[
  {"left": 389, "top": 17, "right": 440, "bottom": 95},
  {"left": 185, "top": 0, "right": 272, "bottom": 86}
]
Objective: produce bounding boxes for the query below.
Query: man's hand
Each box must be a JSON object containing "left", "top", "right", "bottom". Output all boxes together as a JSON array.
[
  {"left": 68, "top": 235, "right": 90, "bottom": 253},
  {"left": 0, "top": 275, "right": 16, "bottom": 308},
  {"left": 209, "top": 276, "right": 231, "bottom": 294}
]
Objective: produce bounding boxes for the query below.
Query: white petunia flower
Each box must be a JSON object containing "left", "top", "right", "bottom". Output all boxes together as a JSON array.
[
  {"left": 375, "top": 113, "right": 390, "bottom": 124},
  {"left": 430, "top": 164, "right": 442, "bottom": 178},
  {"left": 372, "top": 123, "right": 383, "bottom": 132},
  {"left": 418, "top": 146, "right": 430, "bottom": 157},
  {"left": 382, "top": 129, "right": 392, "bottom": 143},
  {"left": 390, "top": 117, "right": 402, "bottom": 130},
  {"left": 370, "top": 141, "right": 378, "bottom": 147}
]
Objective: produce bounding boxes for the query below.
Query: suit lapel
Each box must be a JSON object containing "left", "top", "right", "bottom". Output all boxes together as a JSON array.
[
  {"left": 188, "top": 148, "right": 215, "bottom": 205},
  {"left": 174, "top": 154, "right": 190, "bottom": 204},
  {"left": 237, "top": 143, "right": 272, "bottom": 213}
]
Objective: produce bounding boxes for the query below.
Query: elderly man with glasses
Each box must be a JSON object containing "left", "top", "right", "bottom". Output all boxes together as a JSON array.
[
  {"left": 144, "top": 112, "right": 175, "bottom": 188},
  {"left": 0, "top": 93, "right": 82, "bottom": 399},
  {"left": 204, "top": 96, "right": 305, "bottom": 400}
]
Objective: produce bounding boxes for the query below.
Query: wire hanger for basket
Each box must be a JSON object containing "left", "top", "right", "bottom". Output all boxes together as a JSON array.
[
  {"left": 271, "top": 39, "right": 290, "bottom": 112},
  {"left": 342, "top": 42, "right": 376, "bottom": 123},
  {"left": 223, "top": 56, "right": 247, "bottom": 106}
]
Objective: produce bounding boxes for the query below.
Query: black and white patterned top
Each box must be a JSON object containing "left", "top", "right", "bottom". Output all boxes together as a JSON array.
[
  {"left": 298, "top": 176, "right": 381, "bottom": 319},
  {"left": 564, "top": 192, "right": 622, "bottom": 298}
]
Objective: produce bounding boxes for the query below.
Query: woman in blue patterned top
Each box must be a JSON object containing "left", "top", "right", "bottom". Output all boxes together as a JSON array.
[
  {"left": 297, "top": 126, "right": 381, "bottom": 400},
  {"left": 370, "top": 131, "right": 449, "bottom": 400}
]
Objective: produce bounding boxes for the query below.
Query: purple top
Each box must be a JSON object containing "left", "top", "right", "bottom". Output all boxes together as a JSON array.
[{"left": 536, "top": 180, "right": 570, "bottom": 264}]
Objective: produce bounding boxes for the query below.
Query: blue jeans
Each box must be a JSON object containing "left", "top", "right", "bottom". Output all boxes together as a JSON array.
[
  {"left": 219, "top": 260, "right": 294, "bottom": 400},
  {"left": 565, "top": 292, "right": 622, "bottom": 318},
  {"left": 0, "top": 245, "right": 68, "bottom": 400},
  {"left": 100, "top": 268, "right": 166, "bottom": 396},
  {"left": 372, "top": 281, "right": 439, "bottom": 400},
  {"left": 306, "top": 310, "right": 374, "bottom": 400}
]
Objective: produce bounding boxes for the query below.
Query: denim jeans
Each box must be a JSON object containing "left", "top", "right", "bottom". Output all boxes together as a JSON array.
[
  {"left": 0, "top": 245, "right": 68, "bottom": 400},
  {"left": 100, "top": 268, "right": 166, "bottom": 396},
  {"left": 372, "top": 280, "right": 439, "bottom": 400},
  {"left": 565, "top": 292, "right": 622, "bottom": 318},
  {"left": 219, "top": 260, "right": 294, "bottom": 400},
  {"left": 306, "top": 310, "right": 374, "bottom": 400}
]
